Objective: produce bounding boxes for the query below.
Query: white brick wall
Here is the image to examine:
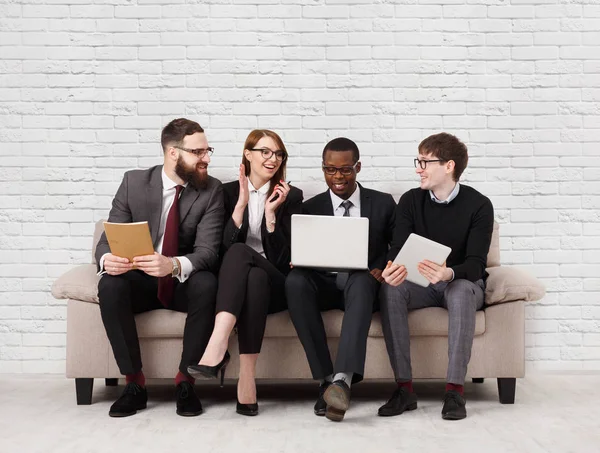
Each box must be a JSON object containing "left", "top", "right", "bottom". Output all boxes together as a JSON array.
[{"left": 1, "top": 0, "right": 599, "bottom": 374}]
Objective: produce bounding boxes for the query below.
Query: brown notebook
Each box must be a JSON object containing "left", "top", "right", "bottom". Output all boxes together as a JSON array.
[{"left": 103, "top": 221, "right": 155, "bottom": 262}]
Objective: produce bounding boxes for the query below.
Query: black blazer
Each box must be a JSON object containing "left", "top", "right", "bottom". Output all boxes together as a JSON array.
[
  {"left": 221, "top": 181, "right": 304, "bottom": 275},
  {"left": 302, "top": 183, "right": 396, "bottom": 271}
]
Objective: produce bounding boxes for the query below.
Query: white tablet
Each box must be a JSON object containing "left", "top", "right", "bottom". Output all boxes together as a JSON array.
[{"left": 392, "top": 234, "right": 452, "bottom": 287}]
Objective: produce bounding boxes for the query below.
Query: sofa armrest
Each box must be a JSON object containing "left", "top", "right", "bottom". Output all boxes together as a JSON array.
[
  {"left": 51, "top": 264, "right": 100, "bottom": 304},
  {"left": 485, "top": 266, "right": 546, "bottom": 306}
]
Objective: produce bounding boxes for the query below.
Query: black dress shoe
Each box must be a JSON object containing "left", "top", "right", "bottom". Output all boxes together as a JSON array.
[
  {"left": 108, "top": 382, "right": 147, "bottom": 418},
  {"left": 314, "top": 381, "right": 331, "bottom": 416},
  {"left": 187, "top": 351, "right": 230, "bottom": 386},
  {"left": 323, "top": 380, "right": 351, "bottom": 422},
  {"left": 442, "top": 390, "right": 467, "bottom": 420},
  {"left": 378, "top": 387, "right": 418, "bottom": 417},
  {"left": 176, "top": 381, "right": 203, "bottom": 417},
  {"left": 236, "top": 399, "right": 259, "bottom": 416}
]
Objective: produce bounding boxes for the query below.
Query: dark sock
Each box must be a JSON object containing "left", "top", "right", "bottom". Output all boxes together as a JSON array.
[
  {"left": 125, "top": 371, "right": 145, "bottom": 388},
  {"left": 446, "top": 383, "right": 464, "bottom": 396},
  {"left": 175, "top": 371, "right": 195, "bottom": 387},
  {"left": 397, "top": 380, "right": 413, "bottom": 393}
]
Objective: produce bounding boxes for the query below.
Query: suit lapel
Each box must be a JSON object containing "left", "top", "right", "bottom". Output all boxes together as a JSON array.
[
  {"left": 359, "top": 183, "right": 372, "bottom": 220},
  {"left": 178, "top": 184, "right": 201, "bottom": 224},
  {"left": 147, "top": 167, "right": 163, "bottom": 246},
  {"left": 320, "top": 190, "right": 335, "bottom": 216}
]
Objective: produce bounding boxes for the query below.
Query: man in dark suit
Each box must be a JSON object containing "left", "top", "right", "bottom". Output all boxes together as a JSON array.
[
  {"left": 285, "top": 138, "right": 396, "bottom": 422},
  {"left": 95, "top": 118, "right": 224, "bottom": 418}
]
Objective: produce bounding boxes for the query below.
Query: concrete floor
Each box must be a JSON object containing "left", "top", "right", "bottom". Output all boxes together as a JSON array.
[{"left": 1, "top": 374, "right": 599, "bottom": 453}]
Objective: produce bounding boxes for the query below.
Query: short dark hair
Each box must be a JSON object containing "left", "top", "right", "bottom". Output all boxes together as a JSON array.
[
  {"left": 322, "top": 137, "right": 360, "bottom": 163},
  {"left": 418, "top": 133, "right": 468, "bottom": 182},
  {"left": 161, "top": 118, "right": 204, "bottom": 153}
]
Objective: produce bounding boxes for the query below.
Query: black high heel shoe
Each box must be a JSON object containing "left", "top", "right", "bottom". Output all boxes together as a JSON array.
[
  {"left": 187, "top": 351, "right": 230, "bottom": 387},
  {"left": 236, "top": 399, "right": 258, "bottom": 416}
]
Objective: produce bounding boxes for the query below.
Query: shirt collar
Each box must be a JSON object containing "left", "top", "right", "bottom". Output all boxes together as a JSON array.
[
  {"left": 161, "top": 167, "right": 188, "bottom": 191},
  {"left": 430, "top": 183, "right": 460, "bottom": 204},
  {"left": 330, "top": 183, "right": 361, "bottom": 210},
  {"left": 248, "top": 179, "right": 270, "bottom": 195}
]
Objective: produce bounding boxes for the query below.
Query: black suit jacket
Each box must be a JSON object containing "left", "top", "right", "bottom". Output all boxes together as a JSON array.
[
  {"left": 95, "top": 165, "right": 225, "bottom": 273},
  {"left": 302, "top": 183, "right": 396, "bottom": 271},
  {"left": 222, "top": 181, "right": 304, "bottom": 275}
]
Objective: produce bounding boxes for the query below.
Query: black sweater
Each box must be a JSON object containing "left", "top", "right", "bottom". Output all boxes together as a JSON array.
[{"left": 388, "top": 185, "right": 494, "bottom": 282}]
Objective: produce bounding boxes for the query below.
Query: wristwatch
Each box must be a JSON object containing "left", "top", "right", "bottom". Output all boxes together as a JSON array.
[{"left": 170, "top": 257, "right": 180, "bottom": 278}]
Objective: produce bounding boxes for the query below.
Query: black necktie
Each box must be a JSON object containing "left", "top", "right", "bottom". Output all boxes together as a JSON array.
[
  {"left": 341, "top": 200, "right": 353, "bottom": 217},
  {"left": 336, "top": 200, "right": 353, "bottom": 289}
]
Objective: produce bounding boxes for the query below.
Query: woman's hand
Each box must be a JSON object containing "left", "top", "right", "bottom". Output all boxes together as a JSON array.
[
  {"left": 233, "top": 164, "right": 249, "bottom": 228},
  {"left": 237, "top": 164, "right": 250, "bottom": 209},
  {"left": 265, "top": 180, "right": 290, "bottom": 216}
]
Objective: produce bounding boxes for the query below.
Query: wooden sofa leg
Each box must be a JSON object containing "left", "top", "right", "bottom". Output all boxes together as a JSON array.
[
  {"left": 472, "top": 378, "right": 484, "bottom": 383},
  {"left": 75, "top": 378, "right": 94, "bottom": 405},
  {"left": 497, "top": 378, "right": 516, "bottom": 404},
  {"left": 105, "top": 378, "right": 118, "bottom": 387}
]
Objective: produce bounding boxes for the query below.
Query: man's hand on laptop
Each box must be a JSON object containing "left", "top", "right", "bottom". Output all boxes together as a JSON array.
[
  {"left": 370, "top": 268, "right": 385, "bottom": 283},
  {"left": 382, "top": 261, "right": 407, "bottom": 287},
  {"left": 104, "top": 254, "right": 133, "bottom": 276},
  {"left": 418, "top": 260, "right": 452, "bottom": 284}
]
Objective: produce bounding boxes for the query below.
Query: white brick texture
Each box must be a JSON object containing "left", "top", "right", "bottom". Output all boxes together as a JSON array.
[{"left": 0, "top": 0, "right": 599, "bottom": 374}]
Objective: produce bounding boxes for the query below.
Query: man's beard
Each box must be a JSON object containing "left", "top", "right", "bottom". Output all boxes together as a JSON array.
[{"left": 175, "top": 156, "right": 209, "bottom": 190}]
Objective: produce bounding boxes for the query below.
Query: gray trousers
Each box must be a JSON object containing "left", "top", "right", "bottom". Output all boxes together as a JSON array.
[{"left": 380, "top": 279, "right": 485, "bottom": 385}]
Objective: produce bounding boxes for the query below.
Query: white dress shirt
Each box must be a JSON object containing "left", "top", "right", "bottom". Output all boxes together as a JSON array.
[
  {"left": 245, "top": 180, "right": 270, "bottom": 258},
  {"left": 99, "top": 168, "right": 193, "bottom": 283},
  {"left": 330, "top": 184, "right": 361, "bottom": 218},
  {"left": 430, "top": 183, "right": 460, "bottom": 204}
]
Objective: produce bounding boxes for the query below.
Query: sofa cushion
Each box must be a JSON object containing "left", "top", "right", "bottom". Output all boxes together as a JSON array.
[
  {"left": 51, "top": 264, "right": 100, "bottom": 303},
  {"left": 485, "top": 266, "right": 546, "bottom": 305},
  {"left": 487, "top": 222, "right": 500, "bottom": 268},
  {"left": 128, "top": 306, "right": 485, "bottom": 339},
  {"left": 91, "top": 221, "right": 105, "bottom": 265},
  {"left": 53, "top": 264, "right": 490, "bottom": 337}
]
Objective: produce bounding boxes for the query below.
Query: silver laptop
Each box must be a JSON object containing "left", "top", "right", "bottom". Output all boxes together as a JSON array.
[{"left": 291, "top": 214, "right": 369, "bottom": 272}]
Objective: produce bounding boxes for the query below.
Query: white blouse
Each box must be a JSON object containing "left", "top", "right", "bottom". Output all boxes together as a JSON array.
[{"left": 245, "top": 180, "right": 270, "bottom": 258}]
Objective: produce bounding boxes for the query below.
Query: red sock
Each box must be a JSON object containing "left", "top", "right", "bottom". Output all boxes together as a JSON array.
[
  {"left": 125, "top": 371, "right": 145, "bottom": 388},
  {"left": 446, "top": 383, "right": 464, "bottom": 396},
  {"left": 175, "top": 371, "right": 195, "bottom": 387},
  {"left": 397, "top": 380, "right": 413, "bottom": 393}
]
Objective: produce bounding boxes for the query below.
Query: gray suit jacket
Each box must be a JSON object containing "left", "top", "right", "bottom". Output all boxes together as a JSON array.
[{"left": 95, "top": 165, "right": 225, "bottom": 274}]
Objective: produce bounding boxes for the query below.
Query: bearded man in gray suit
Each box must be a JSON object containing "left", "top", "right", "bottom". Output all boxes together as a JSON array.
[{"left": 95, "top": 118, "right": 224, "bottom": 418}]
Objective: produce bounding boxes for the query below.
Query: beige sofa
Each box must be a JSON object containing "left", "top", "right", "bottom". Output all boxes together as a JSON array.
[{"left": 52, "top": 220, "right": 545, "bottom": 405}]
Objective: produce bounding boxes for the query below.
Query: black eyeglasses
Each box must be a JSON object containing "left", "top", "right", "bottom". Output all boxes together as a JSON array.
[
  {"left": 249, "top": 148, "right": 287, "bottom": 162},
  {"left": 414, "top": 158, "right": 446, "bottom": 170},
  {"left": 322, "top": 162, "right": 359, "bottom": 176},
  {"left": 174, "top": 146, "right": 214, "bottom": 158}
]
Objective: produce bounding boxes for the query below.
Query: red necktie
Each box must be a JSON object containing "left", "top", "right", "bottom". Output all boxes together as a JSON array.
[{"left": 157, "top": 185, "right": 183, "bottom": 307}]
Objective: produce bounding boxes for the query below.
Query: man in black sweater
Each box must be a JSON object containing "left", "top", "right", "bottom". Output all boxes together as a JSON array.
[{"left": 378, "top": 133, "right": 494, "bottom": 421}]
